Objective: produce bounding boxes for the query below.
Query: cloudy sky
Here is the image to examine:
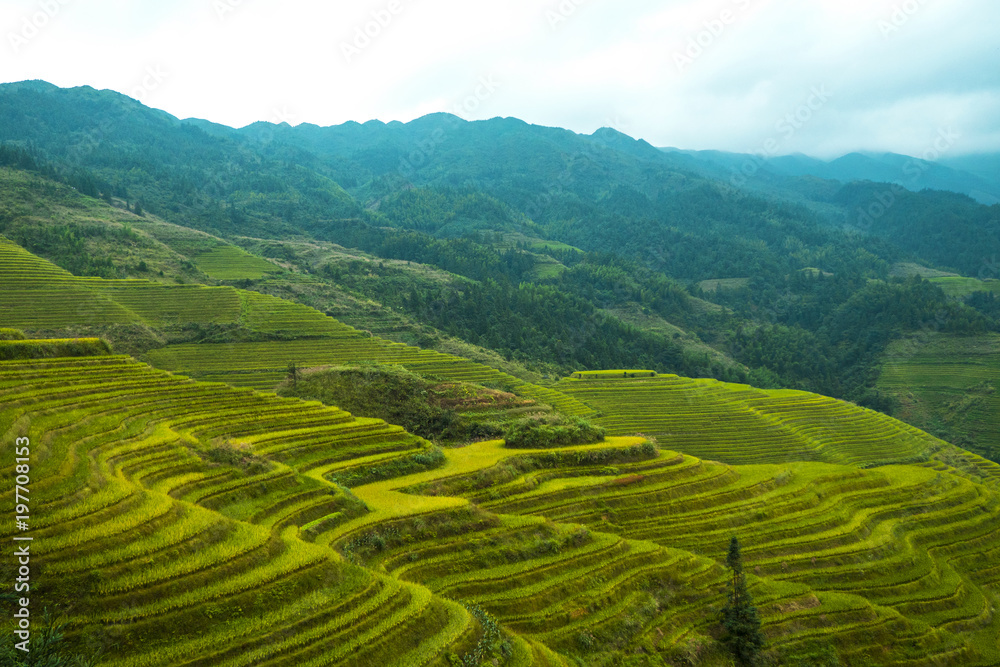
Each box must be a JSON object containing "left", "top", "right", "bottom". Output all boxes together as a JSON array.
[{"left": 3, "top": 0, "right": 999, "bottom": 158}]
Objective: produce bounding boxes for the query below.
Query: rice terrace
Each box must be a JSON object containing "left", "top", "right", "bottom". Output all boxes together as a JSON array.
[
  {"left": 3, "top": 46, "right": 1000, "bottom": 665},
  {"left": 3, "top": 214, "right": 1000, "bottom": 666}
]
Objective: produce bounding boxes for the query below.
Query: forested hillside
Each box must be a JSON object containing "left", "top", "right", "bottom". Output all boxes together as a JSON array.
[
  {"left": 2, "top": 80, "right": 998, "bottom": 461},
  {"left": 3, "top": 109, "right": 1000, "bottom": 662}
]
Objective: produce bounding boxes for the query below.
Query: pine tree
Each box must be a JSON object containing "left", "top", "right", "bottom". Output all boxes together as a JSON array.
[{"left": 721, "top": 536, "right": 764, "bottom": 666}]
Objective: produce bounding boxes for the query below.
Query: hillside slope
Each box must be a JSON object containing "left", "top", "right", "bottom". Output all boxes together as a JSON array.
[
  {"left": 879, "top": 332, "right": 1000, "bottom": 461},
  {"left": 0, "top": 232, "right": 591, "bottom": 418},
  {"left": 4, "top": 195, "right": 1000, "bottom": 663},
  {"left": 4, "top": 84, "right": 999, "bottom": 446},
  {"left": 3, "top": 342, "right": 1000, "bottom": 665}
]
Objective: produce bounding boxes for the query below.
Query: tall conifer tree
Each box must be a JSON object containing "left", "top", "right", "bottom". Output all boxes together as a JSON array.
[{"left": 721, "top": 536, "right": 764, "bottom": 666}]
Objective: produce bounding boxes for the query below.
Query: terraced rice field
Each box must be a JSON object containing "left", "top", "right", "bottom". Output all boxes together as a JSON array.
[
  {"left": 928, "top": 276, "right": 1000, "bottom": 299},
  {"left": 0, "top": 235, "right": 591, "bottom": 416},
  {"left": 147, "top": 340, "right": 593, "bottom": 416},
  {"left": 4, "top": 342, "right": 1000, "bottom": 665},
  {"left": 239, "top": 291, "right": 359, "bottom": 336},
  {"left": 470, "top": 450, "right": 1000, "bottom": 665},
  {"left": 697, "top": 277, "right": 751, "bottom": 293},
  {"left": 0, "top": 236, "right": 243, "bottom": 328},
  {"left": 7, "top": 235, "right": 1000, "bottom": 665},
  {"left": 192, "top": 245, "right": 282, "bottom": 281},
  {"left": 0, "top": 351, "right": 495, "bottom": 666},
  {"left": 555, "top": 373, "right": 943, "bottom": 467},
  {"left": 879, "top": 332, "right": 1000, "bottom": 462},
  {"left": 0, "top": 284, "right": 139, "bottom": 328},
  {"left": 95, "top": 281, "right": 244, "bottom": 325}
]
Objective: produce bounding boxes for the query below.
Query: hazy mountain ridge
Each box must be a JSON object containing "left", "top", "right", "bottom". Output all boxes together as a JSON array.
[{"left": 663, "top": 146, "right": 1000, "bottom": 205}]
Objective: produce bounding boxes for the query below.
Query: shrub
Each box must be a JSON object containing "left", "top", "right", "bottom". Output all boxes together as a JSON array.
[
  {"left": 204, "top": 440, "right": 272, "bottom": 475},
  {"left": 0, "top": 338, "right": 111, "bottom": 360},
  {"left": 0, "top": 328, "right": 26, "bottom": 340},
  {"left": 338, "top": 506, "right": 499, "bottom": 564},
  {"left": 278, "top": 364, "right": 504, "bottom": 443},
  {"left": 503, "top": 415, "right": 605, "bottom": 449}
]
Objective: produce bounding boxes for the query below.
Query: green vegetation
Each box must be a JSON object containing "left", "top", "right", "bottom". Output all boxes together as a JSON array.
[
  {"left": 721, "top": 537, "right": 765, "bottom": 667},
  {"left": 4, "top": 82, "right": 1000, "bottom": 665},
  {"left": 5, "top": 124, "right": 1000, "bottom": 458},
  {"left": 698, "top": 277, "right": 751, "bottom": 293},
  {"left": 0, "top": 229, "right": 589, "bottom": 418},
  {"left": 0, "top": 337, "right": 110, "bottom": 360},
  {"left": 277, "top": 364, "right": 533, "bottom": 444},
  {"left": 3, "top": 331, "right": 1000, "bottom": 664},
  {"left": 571, "top": 369, "right": 657, "bottom": 379},
  {"left": 879, "top": 332, "right": 1000, "bottom": 462},
  {"left": 192, "top": 244, "right": 282, "bottom": 280},
  {"left": 327, "top": 446, "right": 447, "bottom": 488},
  {"left": 0, "top": 609, "right": 98, "bottom": 667},
  {"left": 554, "top": 373, "right": 943, "bottom": 466},
  {"left": 503, "top": 414, "right": 606, "bottom": 449},
  {"left": 0, "top": 351, "right": 473, "bottom": 665},
  {"left": 929, "top": 276, "right": 1000, "bottom": 299}
]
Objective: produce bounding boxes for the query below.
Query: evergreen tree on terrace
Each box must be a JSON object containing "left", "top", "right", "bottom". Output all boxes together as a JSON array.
[{"left": 721, "top": 536, "right": 765, "bottom": 666}]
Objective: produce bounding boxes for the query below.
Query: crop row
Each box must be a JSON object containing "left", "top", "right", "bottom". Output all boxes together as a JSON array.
[
  {"left": 4, "top": 316, "right": 999, "bottom": 662},
  {"left": 95, "top": 282, "right": 243, "bottom": 325},
  {"left": 148, "top": 339, "right": 595, "bottom": 416},
  {"left": 0, "top": 352, "right": 487, "bottom": 665},
  {"left": 2, "top": 241, "right": 592, "bottom": 421},
  {"left": 241, "top": 291, "right": 360, "bottom": 337},
  {"left": 459, "top": 445, "right": 1000, "bottom": 660},
  {"left": 0, "top": 236, "right": 77, "bottom": 282},
  {"left": 338, "top": 505, "right": 727, "bottom": 659},
  {"left": 0, "top": 287, "right": 139, "bottom": 327},
  {"left": 192, "top": 245, "right": 282, "bottom": 281},
  {"left": 556, "top": 374, "right": 941, "bottom": 467}
]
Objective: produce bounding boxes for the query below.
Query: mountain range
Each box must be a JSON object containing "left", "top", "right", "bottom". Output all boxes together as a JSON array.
[
  {"left": 3, "top": 79, "right": 1000, "bottom": 666},
  {"left": 1, "top": 79, "right": 999, "bottom": 463}
]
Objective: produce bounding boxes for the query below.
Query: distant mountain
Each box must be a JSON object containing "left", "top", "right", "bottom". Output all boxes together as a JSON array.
[
  {"left": 663, "top": 147, "right": 1000, "bottom": 205},
  {"left": 3, "top": 79, "right": 1000, "bottom": 460},
  {"left": 940, "top": 153, "right": 1000, "bottom": 195}
]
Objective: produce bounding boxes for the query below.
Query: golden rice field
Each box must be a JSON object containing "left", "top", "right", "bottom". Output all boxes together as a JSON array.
[
  {"left": 0, "top": 235, "right": 592, "bottom": 417},
  {"left": 3, "top": 341, "right": 1000, "bottom": 665},
  {"left": 554, "top": 372, "right": 946, "bottom": 467},
  {"left": 4, "top": 237, "right": 1000, "bottom": 665}
]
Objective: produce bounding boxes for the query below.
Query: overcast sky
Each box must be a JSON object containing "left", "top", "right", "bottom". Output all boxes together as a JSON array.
[{"left": 2, "top": 0, "right": 999, "bottom": 158}]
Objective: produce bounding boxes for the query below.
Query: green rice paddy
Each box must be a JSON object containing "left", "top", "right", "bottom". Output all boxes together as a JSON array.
[{"left": 4, "top": 235, "right": 1000, "bottom": 665}]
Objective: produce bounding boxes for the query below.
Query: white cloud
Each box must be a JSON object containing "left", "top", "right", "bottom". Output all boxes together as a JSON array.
[{"left": 1, "top": 0, "right": 998, "bottom": 156}]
